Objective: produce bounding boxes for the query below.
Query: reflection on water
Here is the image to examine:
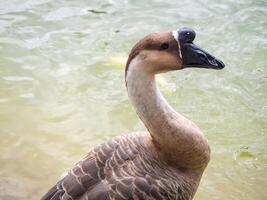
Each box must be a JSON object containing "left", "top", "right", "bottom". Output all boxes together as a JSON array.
[{"left": 0, "top": 0, "right": 266, "bottom": 199}]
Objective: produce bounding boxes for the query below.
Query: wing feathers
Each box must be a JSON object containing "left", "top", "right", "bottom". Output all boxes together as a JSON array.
[{"left": 41, "top": 134, "right": 188, "bottom": 200}]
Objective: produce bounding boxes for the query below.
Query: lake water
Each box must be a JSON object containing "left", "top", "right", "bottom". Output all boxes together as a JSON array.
[{"left": 0, "top": 0, "right": 266, "bottom": 199}]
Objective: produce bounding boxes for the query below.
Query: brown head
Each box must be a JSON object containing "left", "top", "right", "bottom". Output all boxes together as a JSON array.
[{"left": 125, "top": 27, "right": 225, "bottom": 77}]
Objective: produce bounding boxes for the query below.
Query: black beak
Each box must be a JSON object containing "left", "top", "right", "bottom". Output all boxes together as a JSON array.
[{"left": 178, "top": 27, "right": 225, "bottom": 70}]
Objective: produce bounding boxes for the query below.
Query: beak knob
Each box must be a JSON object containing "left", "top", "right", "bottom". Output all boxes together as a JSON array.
[{"left": 178, "top": 27, "right": 196, "bottom": 43}]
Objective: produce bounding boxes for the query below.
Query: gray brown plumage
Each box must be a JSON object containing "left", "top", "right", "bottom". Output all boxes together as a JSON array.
[
  {"left": 41, "top": 133, "right": 198, "bottom": 200},
  {"left": 41, "top": 28, "right": 224, "bottom": 200}
]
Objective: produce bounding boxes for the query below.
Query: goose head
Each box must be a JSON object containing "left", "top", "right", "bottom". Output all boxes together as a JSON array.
[{"left": 126, "top": 27, "right": 225, "bottom": 76}]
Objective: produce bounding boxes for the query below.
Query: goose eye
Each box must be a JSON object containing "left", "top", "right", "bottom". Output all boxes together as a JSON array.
[{"left": 160, "top": 43, "right": 169, "bottom": 50}]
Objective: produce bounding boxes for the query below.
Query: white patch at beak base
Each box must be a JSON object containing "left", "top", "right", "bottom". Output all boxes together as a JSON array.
[{"left": 172, "top": 30, "right": 182, "bottom": 59}]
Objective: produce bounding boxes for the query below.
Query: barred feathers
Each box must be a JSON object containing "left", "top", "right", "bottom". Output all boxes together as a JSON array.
[{"left": 41, "top": 133, "right": 196, "bottom": 200}]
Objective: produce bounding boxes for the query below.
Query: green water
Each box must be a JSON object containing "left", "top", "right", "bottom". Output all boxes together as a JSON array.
[{"left": 0, "top": 0, "right": 266, "bottom": 199}]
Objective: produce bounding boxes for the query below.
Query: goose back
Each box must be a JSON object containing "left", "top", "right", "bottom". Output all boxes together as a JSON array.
[{"left": 41, "top": 132, "right": 200, "bottom": 200}]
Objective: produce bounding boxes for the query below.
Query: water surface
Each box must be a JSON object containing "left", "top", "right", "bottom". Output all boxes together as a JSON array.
[{"left": 0, "top": 0, "right": 266, "bottom": 199}]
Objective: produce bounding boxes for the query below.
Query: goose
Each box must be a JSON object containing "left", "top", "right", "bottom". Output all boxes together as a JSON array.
[{"left": 41, "top": 27, "right": 225, "bottom": 200}]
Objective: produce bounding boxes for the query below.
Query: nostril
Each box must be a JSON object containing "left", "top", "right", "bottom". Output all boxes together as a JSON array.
[
  {"left": 199, "top": 53, "right": 206, "bottom": 60},
  {"left": 210, "top": 59, "right": 217, "bottom": 65}
]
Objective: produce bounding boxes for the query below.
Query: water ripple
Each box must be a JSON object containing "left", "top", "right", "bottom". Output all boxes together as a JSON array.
[{"left": 0, "top": 0, "right": 266, "bottom": 200}]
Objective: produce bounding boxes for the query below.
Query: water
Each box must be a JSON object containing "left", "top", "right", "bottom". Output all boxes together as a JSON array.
[{"left": 0, "top": 0, "right": 266, "bottom": 199}]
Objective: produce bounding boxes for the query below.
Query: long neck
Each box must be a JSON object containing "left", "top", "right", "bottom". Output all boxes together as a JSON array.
[{"left": 126, "top": 58, "right": 210, "bottom": 169}]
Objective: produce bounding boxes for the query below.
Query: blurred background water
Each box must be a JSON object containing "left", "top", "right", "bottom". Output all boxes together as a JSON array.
[{"left": 0, "top": 0, "right": 266, "bottom": 199}]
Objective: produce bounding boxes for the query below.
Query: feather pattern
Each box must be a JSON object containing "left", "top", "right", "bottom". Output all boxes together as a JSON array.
[{"left": 41, "top": 132, "right": 198, "bottom": 200}]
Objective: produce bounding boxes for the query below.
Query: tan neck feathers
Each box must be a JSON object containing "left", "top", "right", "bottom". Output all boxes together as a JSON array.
[{"left": 126, "top": 56, "right": 210, "bottom": 169}]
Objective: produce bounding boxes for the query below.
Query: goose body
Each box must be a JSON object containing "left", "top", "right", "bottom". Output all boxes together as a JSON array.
[{"left": 41, "top": 27, "right": 224, "bottom": 200}]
